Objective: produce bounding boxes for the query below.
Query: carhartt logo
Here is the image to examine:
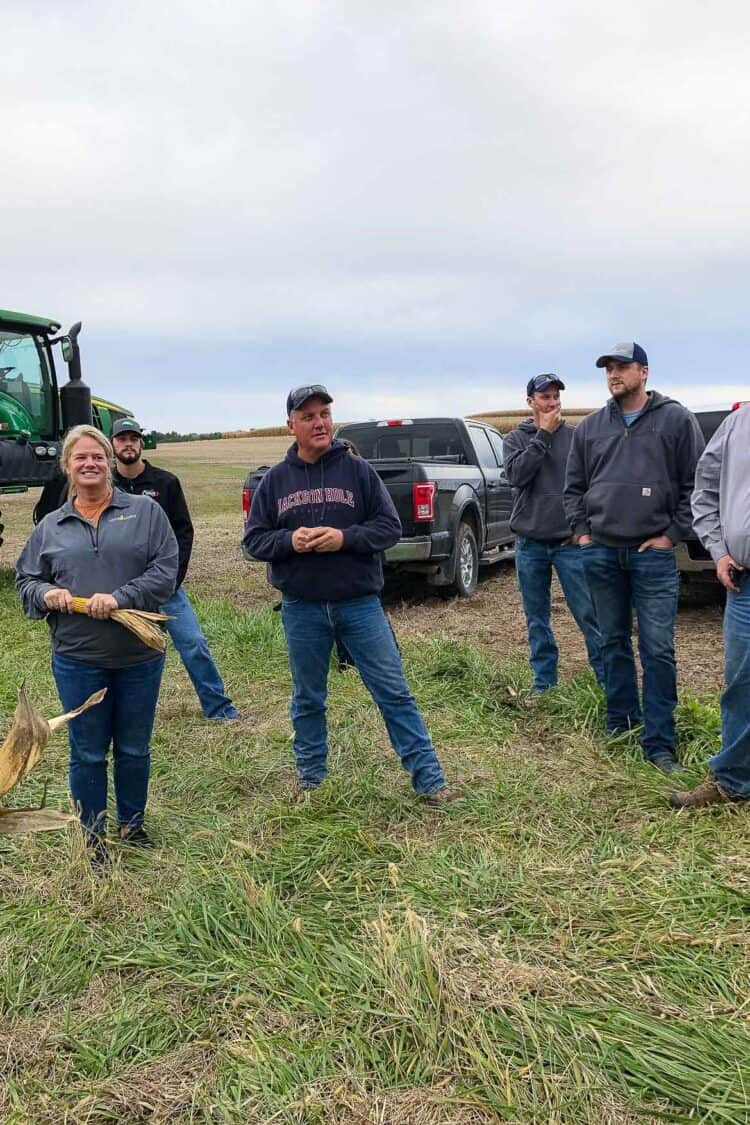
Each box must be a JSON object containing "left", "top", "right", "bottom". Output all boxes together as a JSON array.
[
  {"left": 112, "top": 514, "right": 137, "bottom": 522},
  {"left": 642, "top": 487, "right": 652, "bottom": 497}
]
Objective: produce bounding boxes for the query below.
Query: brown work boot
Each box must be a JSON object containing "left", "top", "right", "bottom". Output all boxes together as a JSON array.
[
  {"left": 669, "top": 775, "right": 746, "bottom": 809},
  {"left": 421, "top": 785, "right": 461, "bottom": 807}
]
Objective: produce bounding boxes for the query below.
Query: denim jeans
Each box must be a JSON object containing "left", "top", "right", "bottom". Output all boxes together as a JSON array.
[
  {"left": 515, "top": 536, "right": 605, "bottom": 691},
  {"left": 581, "top": 543, "right": 679, "bottom": 760},
  {"left": 280, "top": 595, "right": 446, "bottom": 795},
  {"left": 710, "top": 574, "right": 750, "bottom": 796},
  {"left": 163, "top": 586, "right": 238, "bottom": 719},
  {"left": 51, "top": 651, "right": 165, "bottom": 835}
]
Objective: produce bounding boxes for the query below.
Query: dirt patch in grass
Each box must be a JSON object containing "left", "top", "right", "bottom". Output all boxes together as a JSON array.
[{"left": 69, "top": 1042, "right": 217, "bottom": 1122}]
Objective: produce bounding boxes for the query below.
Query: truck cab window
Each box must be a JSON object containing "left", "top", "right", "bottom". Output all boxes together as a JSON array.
[
  {"left": 487, "top": 428, "right": 505, "bottom": 468},
  {"left": 468, "top": 426, "right": 499, "bottom": 469}
]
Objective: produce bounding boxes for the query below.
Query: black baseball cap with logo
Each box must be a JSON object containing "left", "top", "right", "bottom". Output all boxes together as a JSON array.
[
  {"left": 111, "top": 418, "right": 144, "bottom": 438},
  {"left": 286, "top": 384, "right": 333, "bottom": 416}
]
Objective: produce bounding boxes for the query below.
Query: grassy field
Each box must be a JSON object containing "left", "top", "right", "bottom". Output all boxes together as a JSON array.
[{"left": 1, "top": 446, "right": 748, "bottom": 1123}]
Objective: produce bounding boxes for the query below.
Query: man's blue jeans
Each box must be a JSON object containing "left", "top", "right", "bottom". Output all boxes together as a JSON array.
[
  {"left": 163, "top": 586, "right": 238, "bottom": 719},
  {"left": 710, "top": 574, "right": 750, "bottom": 796},
  {"left": 581, "top": 543, "right": 679, "bottom": 760},
  {"left": 515, "top": 536, "right": 605, "bottom": 691},
  {"left": 280, "top": 595, "right": 446, "bottom": 795},
  {"left": 51, "top": 652, "right": 165, "bottom": 835}
]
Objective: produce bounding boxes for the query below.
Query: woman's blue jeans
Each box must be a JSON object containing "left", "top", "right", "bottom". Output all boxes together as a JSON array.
[
  {"left": 710, "top": 574, "right": 750, "bottom": 796},
  {"left": 51, "top": 652, "right": 165, "bottom": 835},
  {"left": 581, "top": 543, "right": 679, "bottom": 760},
  {"left": 280, "top": 595, "right": 446, "bottom": 795},
  {"left": 515, "top": 536, "right": 605, "bottom": 691}
]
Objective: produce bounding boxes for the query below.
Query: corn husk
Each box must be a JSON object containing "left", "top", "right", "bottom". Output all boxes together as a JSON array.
[
  {"left": 0, "top": 807, "right": 77, "bottom": 834},
  {"left": 0, "top": 682, "right": 107, "bottom": 797},
  {"left": 69, "top": 597, "right": 169, "bottom": 652},
  {"left": 0, "top": 682, "right": 107, "bottom": 835}
]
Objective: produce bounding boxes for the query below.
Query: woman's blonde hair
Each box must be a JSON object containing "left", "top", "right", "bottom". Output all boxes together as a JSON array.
[{"left": 60, "top": 425, "right": 114, "bottom": 497}]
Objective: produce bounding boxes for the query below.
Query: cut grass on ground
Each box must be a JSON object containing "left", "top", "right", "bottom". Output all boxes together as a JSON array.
[{"left": 2, "top": 566, "right": 750, "bottom": 1124}]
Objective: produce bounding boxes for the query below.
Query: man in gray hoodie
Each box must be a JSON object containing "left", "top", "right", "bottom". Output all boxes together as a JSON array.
[
  {"left": 564, "top": 342, "right": 704, "bottom": 773},
  {"left": 505, "top": 374, "right": 604, "bottom": 692},
  {"left": 671, "top": 404, "right": 750, "bottom": 807}
]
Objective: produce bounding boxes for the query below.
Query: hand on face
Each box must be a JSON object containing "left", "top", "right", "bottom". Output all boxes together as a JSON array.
[{"left": 531, "top": 388, "right": 562, "bottom": 432}]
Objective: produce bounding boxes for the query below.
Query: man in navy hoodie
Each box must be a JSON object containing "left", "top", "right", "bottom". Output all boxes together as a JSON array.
[
  {"left": 564, "top": 343, "right": 704, "bottom": 773},
  {"left": 243, "top": 385, "right": 453, "bottom": 804}
]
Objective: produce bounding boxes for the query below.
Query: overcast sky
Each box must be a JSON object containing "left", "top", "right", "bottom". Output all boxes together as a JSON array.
[{"left": 5, "top": 1, "right": 749, "bottom": 430}]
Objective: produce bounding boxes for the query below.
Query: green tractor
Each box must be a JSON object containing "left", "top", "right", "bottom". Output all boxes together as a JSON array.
[{"left": 0, "top": 308, "right": 151, "bottom": 545}]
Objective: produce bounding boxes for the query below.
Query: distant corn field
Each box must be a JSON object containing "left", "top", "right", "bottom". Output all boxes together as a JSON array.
[
  {"left": 222, "top": 409, "right": 595, "bottom": 440},
  {"left": 468, "top": 408, "right": 595, "bottom": 433}
]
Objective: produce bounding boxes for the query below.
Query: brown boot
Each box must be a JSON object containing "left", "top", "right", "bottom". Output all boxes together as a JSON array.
[
  {"left": 422, "top": 785, "right": 461, "bottom": 807},
  {"left": 669, "top": 775, "right": 746, "bottom": 809}
]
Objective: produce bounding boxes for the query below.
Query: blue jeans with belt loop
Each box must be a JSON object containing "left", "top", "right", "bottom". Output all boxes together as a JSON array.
[
  {"left": 710, "top": 573, "right": 750, "bottom": 796},
  {"left": 581, "top": 543, "right": 679, "bottom": 760},
  {"left": 515, "top": 535, "right": 605, "bottom": 691},
  {"left": 51, "top": 652, "right": 165, "bottom": 835},
  {"left": 280, "top": 594, "right": 446, "bottom": 795}
]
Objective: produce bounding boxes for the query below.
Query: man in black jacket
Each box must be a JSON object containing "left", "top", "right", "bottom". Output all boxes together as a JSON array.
[
  {"left": 563, "top": 342, "right": 704, "bottom": 772},
  {"left": 111, "top": 419, "right": 240, "bottom": 721},
  {"left": 504, "top": 374, "right": 604, "bottom": 692},
  {"left": 243, "top": 384, "right": 453, "bottom": 804}
]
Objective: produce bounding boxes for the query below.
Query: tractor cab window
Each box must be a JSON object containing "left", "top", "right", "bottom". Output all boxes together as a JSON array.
[{"left": 0, "top": 330, "right": 54, "bottom": 436}]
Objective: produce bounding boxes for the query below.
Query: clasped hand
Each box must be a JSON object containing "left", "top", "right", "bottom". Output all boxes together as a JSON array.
[{"left": 292, "top": 526, "right": 345, "bottom": 553}]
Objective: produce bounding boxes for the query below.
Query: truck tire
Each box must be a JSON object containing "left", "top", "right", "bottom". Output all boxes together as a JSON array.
[{"left": 452, "top": 521, "right": 478, "bottom": 597}]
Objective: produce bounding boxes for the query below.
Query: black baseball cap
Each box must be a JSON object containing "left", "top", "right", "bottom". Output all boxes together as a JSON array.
[
  {"left": 596, "top": 342, "right": 648, "bottom": 368},
  {"left": 111, "top": 418, "right": 144, "bottom": 438},
  {"left": 286, "top": 384, "right": 333, "bottom": 416},
  {"left": 526, "top": 373, "right": 566, "bottom": 396}
]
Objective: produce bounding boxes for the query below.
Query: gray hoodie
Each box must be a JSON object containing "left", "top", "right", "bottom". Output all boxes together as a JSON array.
[
  {"left": 16, "top": 490, "right": 178, "bottom": 667},
  {"left": 692, "top": 406, "right": 750, "bottom": 567},
  {"left": 504, "top": 419, "right": 573, "bottom": 540},
  {"left": 564, "top": 391, "right": 705, "bottom": 547}
]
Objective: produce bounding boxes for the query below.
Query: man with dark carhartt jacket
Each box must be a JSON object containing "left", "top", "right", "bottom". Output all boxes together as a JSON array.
[{"left": 564, "top": 342, "right": 704, "bottom": 773}]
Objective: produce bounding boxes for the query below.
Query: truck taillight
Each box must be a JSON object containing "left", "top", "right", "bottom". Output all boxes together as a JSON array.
[
  {"left": 732, "top": 401, "right": 750, "bottom": 410},
  {"left": 242, "top": 487, "right": 253, "bottom": 523},
  {"left": 412, "top": 482, "right": 436, "bottom": 522}
]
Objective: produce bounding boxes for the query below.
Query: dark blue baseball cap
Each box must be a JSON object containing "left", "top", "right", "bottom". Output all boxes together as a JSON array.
[
  {"left": 596, "top": 342, "right": 648, "bottom": 368},
  {"left": 526, "top": 373, "right": 566, "bottom": 396}
]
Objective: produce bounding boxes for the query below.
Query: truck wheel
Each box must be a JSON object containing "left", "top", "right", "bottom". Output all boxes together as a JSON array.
[{"left": 452, "top": 521, "right": 478, "bottom": 597}]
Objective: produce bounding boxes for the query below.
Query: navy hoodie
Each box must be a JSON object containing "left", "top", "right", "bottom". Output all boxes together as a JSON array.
[
  {"left": 504, "top": 419, "right": 573, "bottom": 540},
  {"left": 563, "top": 391, "right": 705, "bottom": 547},
  {"left": 243, "top": 440, "right": 402, "bottom": 602}
]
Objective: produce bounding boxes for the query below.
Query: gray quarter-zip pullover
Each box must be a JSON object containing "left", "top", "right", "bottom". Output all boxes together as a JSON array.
[{"left": 16, "top": 490, "right": 178, "bottom": 667}]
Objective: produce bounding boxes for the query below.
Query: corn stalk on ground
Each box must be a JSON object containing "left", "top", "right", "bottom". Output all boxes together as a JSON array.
[{"left": 0, "top": 682, "right": 106, "bottom": 834}]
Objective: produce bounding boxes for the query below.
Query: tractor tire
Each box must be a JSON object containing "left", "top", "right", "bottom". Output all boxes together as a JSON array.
[{"left": 451, "top": 521, "right": 479, "bottom": 597}]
